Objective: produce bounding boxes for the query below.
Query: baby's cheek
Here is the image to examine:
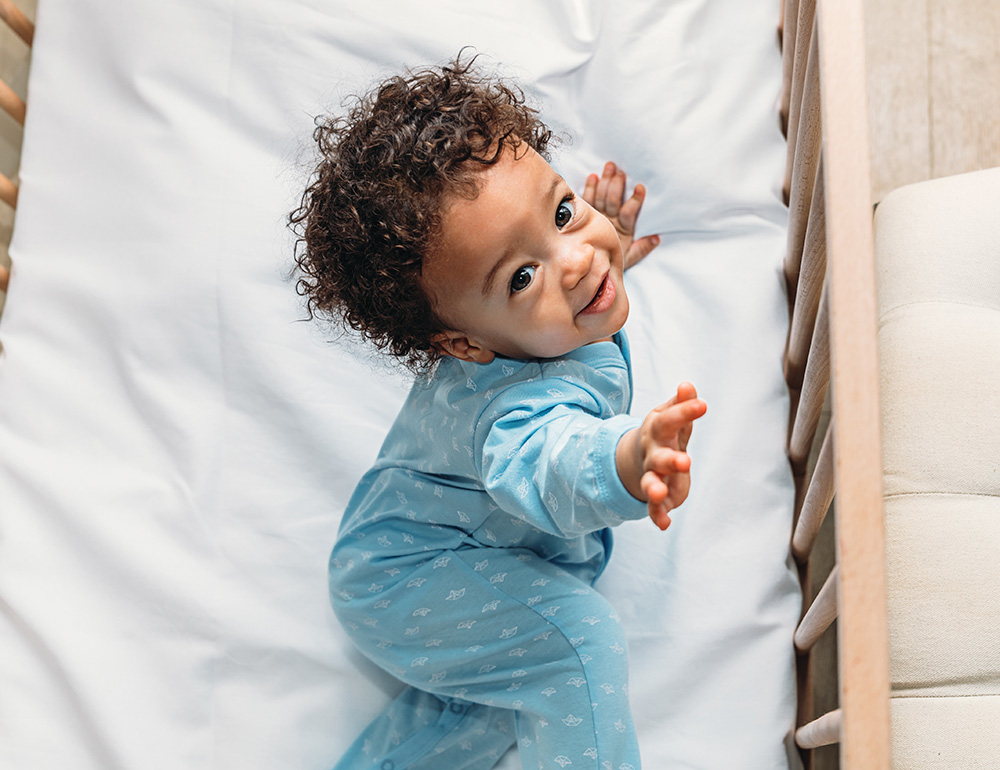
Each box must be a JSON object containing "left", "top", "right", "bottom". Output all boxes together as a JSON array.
[{"left": 529, "top": 325, "right": 579, "bottom": 360}]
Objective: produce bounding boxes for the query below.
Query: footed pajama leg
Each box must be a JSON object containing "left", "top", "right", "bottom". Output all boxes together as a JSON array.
[
  {"left": 332, "top": 686, "right": 516, "bottom": 770},
  {"left": 333, "top": 547, "right": 641, "bottom": 770}
]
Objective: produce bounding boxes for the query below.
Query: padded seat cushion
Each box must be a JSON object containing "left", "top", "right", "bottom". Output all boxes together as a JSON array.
[{"left": 873, "top": 166, "right": 1000, "bottom": 768}]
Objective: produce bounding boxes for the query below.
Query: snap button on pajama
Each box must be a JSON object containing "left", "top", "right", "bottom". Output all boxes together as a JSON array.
[{"left": 331, "top": 334, "right": 648, "bottom": 770}]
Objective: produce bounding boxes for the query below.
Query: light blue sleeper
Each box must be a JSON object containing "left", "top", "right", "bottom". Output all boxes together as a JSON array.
[{"left": 330, "top": 333, "right": 649, "bottom": 770}]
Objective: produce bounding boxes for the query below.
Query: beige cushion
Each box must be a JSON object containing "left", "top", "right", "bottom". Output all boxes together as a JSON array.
[{"left": 874, "top": 166, "right": 1000, "bottom": 768}]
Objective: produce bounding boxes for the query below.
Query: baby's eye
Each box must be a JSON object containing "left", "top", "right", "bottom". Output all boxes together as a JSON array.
[
  {"left": 555, "top": 196, "right": 576, "bottom": 229},
  {"left": 510, "top": 265, "right": 536, "bottom": 294}
]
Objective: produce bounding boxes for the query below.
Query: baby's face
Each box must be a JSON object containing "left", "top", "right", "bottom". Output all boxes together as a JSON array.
[{"left": 421, "top": 145, "right": 628, "bottom": 363}]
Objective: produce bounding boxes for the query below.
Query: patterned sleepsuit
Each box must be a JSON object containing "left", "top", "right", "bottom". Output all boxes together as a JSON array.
[{"left": 330, "top": 333, "right": 648, "bottom": 770}]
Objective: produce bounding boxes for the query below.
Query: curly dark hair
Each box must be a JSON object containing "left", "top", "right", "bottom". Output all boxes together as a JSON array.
[{"left": 289, "top": 54, "right": 554, "bottom": 372}]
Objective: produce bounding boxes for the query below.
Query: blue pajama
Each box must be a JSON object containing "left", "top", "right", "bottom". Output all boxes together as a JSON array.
[{"left": 331, "top": 334, "right": 647, "bottom": 770}]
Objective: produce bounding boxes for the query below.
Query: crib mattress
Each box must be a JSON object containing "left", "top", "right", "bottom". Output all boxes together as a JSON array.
[{"left": 0, "top": 1, "right": 800, "bottom": 768}]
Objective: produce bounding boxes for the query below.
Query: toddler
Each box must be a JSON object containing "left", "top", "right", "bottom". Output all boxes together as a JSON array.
[{"left": 291, "top": 56, "right": 707, "bottom": 770}]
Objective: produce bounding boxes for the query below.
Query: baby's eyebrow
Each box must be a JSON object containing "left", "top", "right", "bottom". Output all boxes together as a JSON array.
[
  {"left": 481, "top": 241, "right": 522, "bottom": 297},
  {"left": 480, "top": 175, "right": 563, "bottom": 298},
  {"left": 481, "top": 256, "right": 508, "bottom": 298}
]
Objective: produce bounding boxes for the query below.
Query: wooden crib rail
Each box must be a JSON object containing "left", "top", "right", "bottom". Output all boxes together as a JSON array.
[
  {"left": 0, "top": 0, "right": 33, "bottom": 46},
  {"left": 781, "top": 0, "right": 891, "bottom": 767},
  {"left": 0, "top": 0, "right": 31, "bottom": 209},
  {"left": 0, "top": 170, "right": 15, "bottom": 209},
  {"left": 0, "top": 75, "right": 25, "bottom": 125},
  {"left": 0, "top": 0, "right": 33, "bottom": 293}
]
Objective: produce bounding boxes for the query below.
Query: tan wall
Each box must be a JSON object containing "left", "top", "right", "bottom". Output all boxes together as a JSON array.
[{"left": 866, "top": 0, "right": 1000, "bottom": 202}]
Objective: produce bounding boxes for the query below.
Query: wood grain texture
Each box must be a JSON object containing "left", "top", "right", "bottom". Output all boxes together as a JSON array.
[
  {"left": 797, "top": 708, "right": 843, "bottom": 750},
  {"left": 792, "top": 424, "right": 834, "bottom": 563},
  {"left": 795, "top": 565, "right": 840, "bottom": 652},
  {"left": 785, "top": 156, "right": 826, "bottom": 391},
  {"left": 0, "top": 76, "right": 24, "bottom": 125},
  {"left": 817, "top": 0, "right": 893, "bottom": 767},
  {"left": 0, "top": 0, "right": 33, "bottom": 46},
  {"left": 789, "top": 285, "right": 829, "bottom": 472}
]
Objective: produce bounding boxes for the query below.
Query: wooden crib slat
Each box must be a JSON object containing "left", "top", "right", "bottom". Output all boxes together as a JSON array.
[
  {"left": 816, "top": 0, "right": 892, "bottom": 765},
  {"left": 795, "top": 564, "right": 838, "bottom": 652},
  {"left": 796, "top": 708, "right": 842, "bottom": 750},
  {"left": 779, "top": 0, "right": 800, "bottom": 134},
  {"left": 783, "top": 0, "right": 816, "bottom": 170},
  {"left": 784, "top": 12, "right": 820, "bottom": 203},
  {"left": 791, "top": 423, "right": 834, "bottom": 562},
  {"left": 784, "top": 31, "right": 822, "bottom": 279},
  {"left": 784, "top": 152, "right": 826, "bottom": 388},
  {"left": 0, "top": 171, "right": 17, "bottom": 209},
  {"left": 788, "top": 284, "right": 829, "bottom": 472},
  {"left": 0, "top": 263, "right": 8, "bottom": 293},
  {"left": 0, "top": 0, "right": 34, "bottom": 47},
  {"left": 0, "top": 77, "right": 26, "bottom": 125}
]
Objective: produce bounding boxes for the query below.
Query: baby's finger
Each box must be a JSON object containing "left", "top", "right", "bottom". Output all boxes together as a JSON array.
[
  {"left": 593, "top": 162, "right": 615, "bottom": 212},
  {"left": 582, "top": 173, "right": 599, "bottom": 206},
  {"left": 595, "top": 162, "right": 623, "bottom": 216},
  {"left": 641, "top": 469, "right": 667, "bottom": 503},
  {"left": 641, "top": 471, "right": 673, "bottom": 530},
  {"left": 678, "top": 422, "right": 694, "bottom": 452},
  {"left": 673, "top": 383, "right": 701, "bottom": 449},
  {"left": 606, "top": 169, "right": 626, "bottom": 218},
  {"left": 649, "top": 504, "right": 672, "bottom": 531},
  {"left": 624, "top": 234, "right": 661, "bottom": 270},
  {"left": 675, "top": 381, "right": 698, "bottom": 403},
  {"left": 617, "top": 183, "right": 646, "bottom": 233},
  {"left": 659, "top": 381, "right": 697, "bottom": 409},
  {"left": 653, "top": 397, "right": 708, "bottom": 435},
  {"left": 647, "top": 447, "right": 691, "bottom": 477}
]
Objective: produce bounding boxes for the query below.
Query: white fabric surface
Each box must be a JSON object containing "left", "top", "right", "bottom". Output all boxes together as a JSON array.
[{"left": 0, "top": 1, "right": 800, "bottom": 768}]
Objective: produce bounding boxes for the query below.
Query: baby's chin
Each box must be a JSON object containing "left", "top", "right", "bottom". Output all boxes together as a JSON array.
[
  {"left": 494, "top": 305, "right": 629, "bottom": 360},
  {"left": 548, "top": 320, "right": 631, "bottom": 359}
]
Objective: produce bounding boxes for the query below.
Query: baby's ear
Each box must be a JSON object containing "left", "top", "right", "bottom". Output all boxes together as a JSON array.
[{"left": 430, "top": 331, "right": 496, "bottom": 364}]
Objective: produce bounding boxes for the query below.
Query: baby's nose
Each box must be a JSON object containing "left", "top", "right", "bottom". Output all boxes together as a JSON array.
[{"left": 560, "top": 242, "right": 595, "bottom": 290}]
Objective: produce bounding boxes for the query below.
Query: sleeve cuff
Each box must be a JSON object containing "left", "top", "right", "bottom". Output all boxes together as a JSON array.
[{"left": 595, "top": 414, "right": 647, "bottom": 523}]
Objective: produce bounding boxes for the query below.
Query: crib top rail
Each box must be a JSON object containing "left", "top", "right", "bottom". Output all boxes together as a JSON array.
[
  {"left": 782, "top": 0, "right": 892, "bottom": 766},
  {"left": 816, "top": 0, "right": 891, "bottom": 763}
]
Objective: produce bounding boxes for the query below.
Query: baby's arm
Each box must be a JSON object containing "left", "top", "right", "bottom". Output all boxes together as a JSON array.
[
  {"left": 583, "top": 162, "right": 661, "bottom": 270},
  {"left": 615, "top": 382, "right": 707, "bottom": 530}
]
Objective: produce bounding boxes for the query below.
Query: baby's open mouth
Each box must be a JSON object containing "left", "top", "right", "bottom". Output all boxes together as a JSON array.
[{"left": 580, "top": 272, "right": 615, "bottom": 315}]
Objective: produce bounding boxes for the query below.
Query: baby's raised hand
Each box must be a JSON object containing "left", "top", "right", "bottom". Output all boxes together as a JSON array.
[
  {"left": 616, "top": 382, "right": 707, "bottom": 531},
  {"left": 583, "top": 162, "right": 661, "bottom": 270}
]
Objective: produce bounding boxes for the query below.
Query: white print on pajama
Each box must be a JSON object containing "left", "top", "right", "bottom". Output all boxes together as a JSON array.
[
  {"left": 330, "top": 333, "right": 648, "bottom": 770},
  {"left": 331, "top": 547, "right": 638, "bottom": 770}
]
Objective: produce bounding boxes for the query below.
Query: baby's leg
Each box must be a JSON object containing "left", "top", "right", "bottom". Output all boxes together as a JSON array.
[
  {"left": 332, "top": 687, "right": 516, "bottom": 770},
  {"left": 333, "top": 548, "right": 640, "bottom": 769}
]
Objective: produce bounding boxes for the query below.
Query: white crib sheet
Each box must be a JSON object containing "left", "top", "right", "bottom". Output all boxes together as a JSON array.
[{"left": 0, "top": 1, "right": 801, "bottom": 768}]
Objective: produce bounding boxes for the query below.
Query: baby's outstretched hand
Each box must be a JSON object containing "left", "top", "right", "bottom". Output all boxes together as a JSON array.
[
  {"left": 616, "top": 382, "right": 707, "bottom": 531},
  {"left": 583, "top": 162, "right": 661, "bottom": 270}
]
